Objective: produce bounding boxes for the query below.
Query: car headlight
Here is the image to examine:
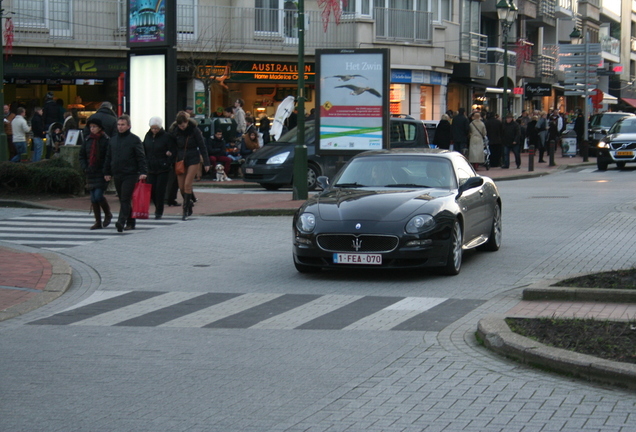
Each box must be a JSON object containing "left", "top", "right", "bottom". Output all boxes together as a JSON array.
[
  {"left": 267, "top": 151, "right": 290, "bottom": 165},
  {"left": 296, "top": 213, "right": 316, "bottom": 233},
  {"left": 405, "top": 214, "right": 435, "bottom": 234},
  {"left": 597, "top": 141, "right": 610, "bottom": 149}
]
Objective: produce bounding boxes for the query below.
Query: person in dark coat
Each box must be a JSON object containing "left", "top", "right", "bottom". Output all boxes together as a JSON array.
[
  {"left": 30, "top": 107, "right": 46, "bottom": 162},
  {"left": 574, "top": 111, "right": 585, "bottom": 150},
  {"left": 526, "top": 115, "right": 539, "bottom": 160},
  {"left": 79, "top": 118, "right": 113, "bottom": 230},
  {"left": 206, "top": 129, "right": 233, "bottom": 176},
  {"left": 84, "top": 102, "right": 118, "bottom": 138},
  {"left": 103, "top": 115, "right": 147, "bottom": 232},
  {"left": 433, "top": 114, "right": 452, "bottom": 149},
  {"left": 42, "top": 92, "right": 59, "bottom": 130},
  {"left": 501, "top": 113, "right": 521, "bottom": 169},
  {"left": 450, "top": 107, "right": 470, "bottom": 155},
  {"left": 259, "top": 113, "right": 271, "bottom": 145},
  {"left": 171, "top": 111, "right": 210, "bottom": 221},
  {"left": 484, "top": 112, "right": 503, "bottom": 168},
  {"left": 143, "top": 116, "right": 175, "bottom": 220}
]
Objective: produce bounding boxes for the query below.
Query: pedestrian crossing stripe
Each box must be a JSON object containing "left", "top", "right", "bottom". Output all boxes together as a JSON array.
[
  {"left": 28, "top": 290, "right": 485, "bottom": 332},
  {"left": 0, "top": 211, "right": 180, "bottom": 250}
]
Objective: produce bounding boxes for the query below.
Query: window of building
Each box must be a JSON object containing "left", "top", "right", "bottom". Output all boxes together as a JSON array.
[
  {"left": 15, "top": 0, "right": 72, "bottom": 37},
  {"left": 177, "top": 0, "right": 197, "bottom": 40}
]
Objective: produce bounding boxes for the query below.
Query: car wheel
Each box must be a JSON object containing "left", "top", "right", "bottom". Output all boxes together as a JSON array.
[
  {"left": 439, "top": 220, "right": 462, "bottom": 276},
  {"left": 617, "top": 162, "right": 626, "bottom": 169},
  {"left": 597, "top": 160, "right": 608, "bottom": 171},
  {"left": 262, "top": 184, "right": 282, "bottom": 191},
  {"left": 307, "top": 164, "right": 321, "bottom": 191},
  {"left": 294, "top": 258, "right": 321, "bottom": 273},
  {"left": 479, "top": 204, "right": 502, "bottom": 252}
]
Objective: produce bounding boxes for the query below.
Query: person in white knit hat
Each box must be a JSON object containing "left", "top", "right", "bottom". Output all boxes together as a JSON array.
[{"left": 143, "top": 116, "right": 176, "bottom": 219}]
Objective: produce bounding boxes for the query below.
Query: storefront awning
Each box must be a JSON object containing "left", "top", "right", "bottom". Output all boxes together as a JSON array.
[
  {"left": 602, "top": 94, "right": 618, "bottom": 105},
  {"left": 621, "top": 98, "right": 636, "bottom": 108}
]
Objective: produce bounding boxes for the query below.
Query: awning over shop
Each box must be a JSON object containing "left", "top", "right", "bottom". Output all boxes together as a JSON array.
[
  {"left": 621, "top": 98, "right": 636, "bottom": 108},
  {"left": 602, "top": 94, "right": 618, "bottom": 105}
]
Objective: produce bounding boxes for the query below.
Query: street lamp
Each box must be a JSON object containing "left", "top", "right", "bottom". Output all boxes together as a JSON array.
[
  {"left": 497, "top": 0, "right": 518, "bottom": 116},
  {"left": 569, "top": 27, "right": 591, "bottom": 161}
]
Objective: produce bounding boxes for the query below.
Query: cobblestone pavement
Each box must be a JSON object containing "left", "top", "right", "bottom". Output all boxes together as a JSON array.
[{"left": 1, "top": 164, "right": 636, "bottom": 431}]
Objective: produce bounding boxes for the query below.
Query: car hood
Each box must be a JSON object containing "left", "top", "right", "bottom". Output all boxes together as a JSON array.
[
  {"left": 312, "top": 188, "right": 452, "bottom": 221},
  {"left": 605, "top": 132, "right": 636, "bottom": 141}
]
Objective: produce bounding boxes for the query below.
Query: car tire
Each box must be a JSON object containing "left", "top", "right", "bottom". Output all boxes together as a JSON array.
[
  {"left": 439, "top": 220, "right": 462, "bottom": 276},
  {"left": 262, "top": 184, "right": 282, "bottom": 191},
  {"left": 478, "top": 204, "right": 502, "bottom": 252},
  {"left": 616, "top": 162, "right": 626, "bottom": 169},
  {"left": 294, "top": 258, "right": 321, "bottom": 273},
  {"left": 307, "top": 163, "right": 321, "bottom": 191},
  {"left": 597, "top": 160, "right": 608, "bottom": 171}
]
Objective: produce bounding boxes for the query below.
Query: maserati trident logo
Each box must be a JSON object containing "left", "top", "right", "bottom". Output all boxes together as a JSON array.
[
  {"left": 352, "top": 237, "right": 363, "bottom": 252},
  {"left": 355, "top": 223, "right": 361, "bottom": 230}
]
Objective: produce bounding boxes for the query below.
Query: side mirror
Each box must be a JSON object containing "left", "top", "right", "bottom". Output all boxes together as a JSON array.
[
  {"left": 456, "top": 176, "right": 483, "bottom": 198},
  {"left": 317, "top": 176, "right": 330, "bottom": 190}
]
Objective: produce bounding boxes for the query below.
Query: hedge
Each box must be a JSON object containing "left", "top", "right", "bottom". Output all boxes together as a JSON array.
[{"left": 0, "top": 159, "right": 85, "bottom": 195}]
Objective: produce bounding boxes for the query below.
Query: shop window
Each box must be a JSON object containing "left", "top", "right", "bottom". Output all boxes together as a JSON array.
[
  {"left": 420, "top": 85, "right": 433, "bottom": 120},
  {"left": 390, "top": 84, "right": 408, "bottom": 115}
]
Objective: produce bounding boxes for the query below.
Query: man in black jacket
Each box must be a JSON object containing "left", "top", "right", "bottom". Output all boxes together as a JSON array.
[
  {"left": 501, "top": 113, "right": 521, "bottom": 169},
  {"left": 31, "top": 107, "right": 46, "bottom": 162},
  {"left": 104, "top": 115, "right": 147, "bottom": 232},
  {"left": 84, "top": 102, "right": 118, "bottom": 138},
  {"left": 450, "top": 107, "right": 469, "bottom": 155}
]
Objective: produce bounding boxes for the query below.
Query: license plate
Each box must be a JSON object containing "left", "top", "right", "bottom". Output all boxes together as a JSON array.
[
  {"left": 333, "top": 253, "right": 382, "bottom": 265},
  {"left": 616, "top": 151, "right": 633, "bottom": 156},
  {"left": 245, "top": 168, "right": 253, "bottom": 174}
]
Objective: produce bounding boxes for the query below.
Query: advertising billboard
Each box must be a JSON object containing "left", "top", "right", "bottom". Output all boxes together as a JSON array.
[
  {"left": 316, "top": 49, "right": 390, "bottom": 156},
  {"left": 127, "top": 0, "right": 176, "bottom": 48}
]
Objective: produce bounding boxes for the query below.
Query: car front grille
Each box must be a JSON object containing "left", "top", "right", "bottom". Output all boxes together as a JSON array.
[
  {"left": 609, "top": 142, "right": 636, "bottom": 151},
  {"left": 317, "top": 234, "right": 399, "bottom": 253}
]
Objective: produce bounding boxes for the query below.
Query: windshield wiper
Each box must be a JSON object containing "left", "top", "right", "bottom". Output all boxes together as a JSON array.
[
  {"left": 334, "top": 182, "right": 365, "bottom": 188},
  {"left": 387, "top": 183, "right": 430, "bottom": 188}
]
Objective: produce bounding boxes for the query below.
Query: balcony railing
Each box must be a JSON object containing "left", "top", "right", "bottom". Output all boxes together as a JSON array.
[
  {"left": 631, "top": 37, "right": 636, "bottom": 52},
  {"left": 6, "top": 0, "right": 369, "bottom": 53},
  {"left": 558, "top": 0, "right": 577, "bottom": 14},
  {"left": 600, "top": 35, "right": 620, "bottom": 57},
  {"left": 461, "top": 32, "right": 487, "bottom": 63},
  {"left": 538, "top": 0, "right": 556, "bottom": 18},
  {"left": 537, "top": 55, "right": 556, "bottom": 78},
  {"left": 374, "top": 8, "right": 432, "bottom": 44},
  {"left": 486, "top": 47, "right": 517, "bottom": 66}
]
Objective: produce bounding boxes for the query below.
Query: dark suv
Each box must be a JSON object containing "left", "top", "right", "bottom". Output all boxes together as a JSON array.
[
  {"left": 596, "top": 116, "right": 636, "bottom": 171},
  {"left": 242, "top": 118, "right": 434, "bottom": 191},
  {"left": 589, "top": 112, "right": 635, "bottom": 156}
]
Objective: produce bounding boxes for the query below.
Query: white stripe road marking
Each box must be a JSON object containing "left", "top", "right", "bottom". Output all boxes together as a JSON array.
[
  {"left": 249, "top": 294, "right": 364, "bottom": 330},
  {"left": 343, "top": 297, "right": 448, "bottom": 331},
  {"left": 71, "top": 292, "right": 205, "bottom": 326},
  {"left": 160, "top": 293, "right": 285, "bottom": 328},
  {"left": 60, "top": 290, "right": 132, "bottom": 312}
]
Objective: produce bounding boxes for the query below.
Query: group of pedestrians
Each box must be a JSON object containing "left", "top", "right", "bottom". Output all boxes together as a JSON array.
[
  {"left": 78, "top": 104, "right": 212, "bottom": 232},
  {"left": 434, "top": 107, "right": 571, "bottom": 171}
]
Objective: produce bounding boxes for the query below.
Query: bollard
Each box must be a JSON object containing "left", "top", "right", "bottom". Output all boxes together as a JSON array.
[
  {"left": 581, "top": 139, "right": 589, "bottom": 162},
  {"left": 528, "top": 145, "right": 535, "bottom": 172},
  {"left": 549, "top": 140, "right": 556, "bottom": 166}
]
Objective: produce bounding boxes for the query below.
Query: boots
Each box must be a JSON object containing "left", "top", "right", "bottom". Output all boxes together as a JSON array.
[
  {"left": 182, "top": 193, "right": 193, "bottom": 221},
  {"left": 90, "top": 203, "right": 102, "bottom": 230},
  {"left": 100, "top": 198, "right": 112, "bottom": 228}
]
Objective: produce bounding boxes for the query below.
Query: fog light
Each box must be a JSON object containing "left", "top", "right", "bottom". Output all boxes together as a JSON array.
[{"left": 295, "top": 237, "right": 313, "bottom": 246}]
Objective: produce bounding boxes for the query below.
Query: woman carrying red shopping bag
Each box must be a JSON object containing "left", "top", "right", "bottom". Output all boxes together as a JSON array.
[{"left": 131, "top": 180, "right": 152, "bottom": 219}]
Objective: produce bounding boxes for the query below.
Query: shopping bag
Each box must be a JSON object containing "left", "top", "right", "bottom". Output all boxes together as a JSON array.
[{"left": 131, "top": 180, "right": 152, "bottom": 219}]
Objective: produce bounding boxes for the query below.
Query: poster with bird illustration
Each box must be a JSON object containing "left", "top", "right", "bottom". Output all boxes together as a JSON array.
[{"left": 316, "top": 49, "right": 390, "bottom": 155}]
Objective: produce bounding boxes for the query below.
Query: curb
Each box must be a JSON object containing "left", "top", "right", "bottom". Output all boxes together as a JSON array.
[
  {"left": 476, "top": 316, "right": 636, "bottom": 390},
  {"left": 522, "top": 276, "right": 636, "bottom": 303},
  {"left": 0, "top": 252, "right": 73, "bottom": 322}
]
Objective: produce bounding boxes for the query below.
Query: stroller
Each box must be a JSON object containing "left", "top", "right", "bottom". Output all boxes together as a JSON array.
[{"left": 482, "top": 138, "right": 491, "bottom": 171}]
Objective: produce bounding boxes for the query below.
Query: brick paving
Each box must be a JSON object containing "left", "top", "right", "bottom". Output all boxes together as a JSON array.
[{"left": 0, "top": 246, "right": 52, "bottom": 310}]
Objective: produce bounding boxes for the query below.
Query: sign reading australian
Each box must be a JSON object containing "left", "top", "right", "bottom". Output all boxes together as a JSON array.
[{"left": 315, "top": 49, "right": 390, "bottom": 156}]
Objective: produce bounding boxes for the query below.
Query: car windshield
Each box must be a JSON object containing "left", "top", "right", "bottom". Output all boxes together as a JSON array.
[
  {"left": 590, "top": 114, "right": 630, "bottom": 129},
  {"left": 609, "top": 118, "right": 636, "bottom": 134},
  {"left": 333, "top": 156, "right": 456, "bottom": 189},
  {"left": 276, "top": 121, "right": 315, "bottom": 144}
]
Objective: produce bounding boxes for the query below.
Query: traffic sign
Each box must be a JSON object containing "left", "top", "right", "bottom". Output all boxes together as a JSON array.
[
  {"left": 559, "top": 43, "right": 601, "bottom": 54},
  {"left": 559, "top": 55, "right": 602, "bottom": 65}
]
